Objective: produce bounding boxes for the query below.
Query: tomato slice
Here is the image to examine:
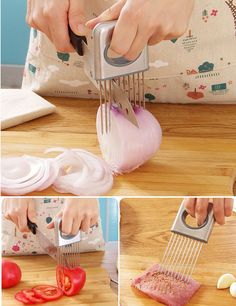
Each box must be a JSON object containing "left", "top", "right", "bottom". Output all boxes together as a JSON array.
[
  {"left": 15, "top": 292, "right": 34, "bottom": 305},
  {"left": 56, "top": 265, "right": 86, "bottom": 296},
  {"left": 22, "top": 289, "right": 45, "bottom": 303},
  {"left": 32, "top": 285, "right": 63, "bottom": 301}
]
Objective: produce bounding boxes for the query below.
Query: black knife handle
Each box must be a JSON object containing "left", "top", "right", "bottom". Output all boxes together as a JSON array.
[
  {"left": 68, "top": 27, "right": 87, "bottom": 56},
  {"left": 27, "top": 217, "right": 38, "bottom": 235}
]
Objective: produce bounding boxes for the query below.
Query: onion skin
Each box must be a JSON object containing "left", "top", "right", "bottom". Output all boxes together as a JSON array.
[{"left": 96, "top": 106, "right": 162, "bottom": 174}]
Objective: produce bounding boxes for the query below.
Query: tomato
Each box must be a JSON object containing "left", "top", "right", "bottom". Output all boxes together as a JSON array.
[
  {"left": 56, "top": 265, "right": 86, "bottom": 296},
  {"left": 2, "top": 259, "right": 22, "bottom": 289},
  {"left": 32, "top": 285, "right": 63, "bottom": 301},
  {"left": 22, "top": 289, "right": 45, "bottom": 303},
  {"left": 15, "top": 292, "right": 33, "bottom": 305}
]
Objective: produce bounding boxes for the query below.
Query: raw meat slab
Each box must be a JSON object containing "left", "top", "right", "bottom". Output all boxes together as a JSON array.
[{"left": 131, "top": 264, "right": 200, "bottom": 306}]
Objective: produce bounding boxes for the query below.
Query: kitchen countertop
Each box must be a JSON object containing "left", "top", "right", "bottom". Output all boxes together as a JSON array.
[
  {"left": 2, "top": 242, "right": 118, "bottom": 306},
  {"left": 120, "top": 198, "right": 236, "bottom": 306},
  {"left": 2, "top": 97, "right": 236, "bottom": 195}
]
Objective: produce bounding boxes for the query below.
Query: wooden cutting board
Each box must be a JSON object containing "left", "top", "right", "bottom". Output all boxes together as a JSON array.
[
  {"left": 2, "top": 253, "right": 117, "bottom": 306},
  {"left": 120, "top": 198, "right": 236, "bottom": 306},
  {"left": 2, "top": 98, "right": 236, "bottom": 196}
]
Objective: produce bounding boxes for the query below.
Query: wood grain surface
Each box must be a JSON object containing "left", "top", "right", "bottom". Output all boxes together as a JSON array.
[
  {"left": 120, "top": 198, "right": 236, "bottom": 306},
  {"left": 2, "top": 253, "right": 117, "bottom": 306},
  {"left": 2, "top": 97, "right": 236, "bottom": 196}
]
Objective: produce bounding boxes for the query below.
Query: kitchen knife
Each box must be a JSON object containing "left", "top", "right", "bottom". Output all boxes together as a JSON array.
[{"left": 27, "top": 218, "right": 57, "bottom": 261}]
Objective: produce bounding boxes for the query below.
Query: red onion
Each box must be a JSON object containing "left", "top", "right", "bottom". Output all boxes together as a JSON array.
[{"left": 96, "top": 106, "right": 162, "bottom": 173}]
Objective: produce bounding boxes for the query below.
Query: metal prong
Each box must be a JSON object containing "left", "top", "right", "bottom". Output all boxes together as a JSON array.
[
  {"left": 128, "top": 75, "right": 131, "bottom": 103},
  {"left": 133, "top": 74, "right": 136, "bottom": 106},
  {"left": 142, "top": 72, "right": 145, "bottom": 109},
  {"left": 122, "top": 76, "right": 126, "bottom": 93},
  {"left": 104, "top": 80, "right": 108, "bottom": 133},
  {"left": 108, "top": 79, "right": 112, "bottom": 132},
  {"left": 137, "top": 73, "right": 141, "bottom": 107},
  {"left": 99, "top": 81, "right": 104, "bottom": 134}
]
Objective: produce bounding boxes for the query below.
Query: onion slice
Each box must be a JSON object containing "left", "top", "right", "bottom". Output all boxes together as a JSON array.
[
  {"left": 45, "top": 147, "right": 113, "bottom": 196},
  {"left": 1, "top": 155, "right": 58, "bottom": 195},
  {"left": 96, "top": 105, "right": 162, "bottom": 173}
]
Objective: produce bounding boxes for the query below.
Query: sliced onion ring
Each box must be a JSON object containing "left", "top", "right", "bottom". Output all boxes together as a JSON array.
[
  {"left": 1, "top": 156, "right": 58, "bottom": 195},
  {"left": 96, "top": 105, "right": 162, "bottom": 174},
  {"left": 45, "top": 147, "right": 113, "bottom": 196}
]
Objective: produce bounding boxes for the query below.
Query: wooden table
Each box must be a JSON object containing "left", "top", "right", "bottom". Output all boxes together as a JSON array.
[
  {"left": 2, "top": 98, "right": 236, "bottom": 195},
  {"left": 120, "top": 198, "right": 236, "bottom": 306},
  {"left": 2, "top": 248, "right": 118, "bottom": 306}
]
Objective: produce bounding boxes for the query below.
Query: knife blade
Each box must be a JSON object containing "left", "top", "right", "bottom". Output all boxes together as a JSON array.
[{"left": 27, "top": 218, "right": 57, "bottom": 261}]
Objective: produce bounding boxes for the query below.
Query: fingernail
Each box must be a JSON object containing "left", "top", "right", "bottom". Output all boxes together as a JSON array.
[
  {"left": 107, "top": 48, "right": 121, "bottom": 58},
  {"left": 77, "top": 23, "right": 89, "bottom": 35}
]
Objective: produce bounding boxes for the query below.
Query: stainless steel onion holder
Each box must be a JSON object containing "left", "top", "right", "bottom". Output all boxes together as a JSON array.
[
  {"left": 54, "top": 218, "right": 81, "bottom": 269},
  {"left": 158, "top": 201, "right": 215, "bottom": 284},
  {"left": 69, "top": 20, "right": 149, "bottom": 134}
]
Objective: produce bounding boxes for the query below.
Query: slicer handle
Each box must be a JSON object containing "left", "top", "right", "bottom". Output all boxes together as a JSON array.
[
  {"left": 27, "top": 217, "right": 38, "bottom": 235},
  {"left": 68, "top": 27, "right": 87, "bottom": 56}
]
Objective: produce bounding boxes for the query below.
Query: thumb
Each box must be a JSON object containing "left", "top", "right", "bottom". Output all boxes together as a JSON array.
[
  {"left": 86, "top": 0, "right": 126, "bottom": 29},
  {"left": 69, "top": 0, "right": 89, "bottom": 36},
  {"left": 27, "top": 201, "right": 37, "bottom": 223},
  {"left": 47, "top": 211, "right": 63, "bottom": 229}
]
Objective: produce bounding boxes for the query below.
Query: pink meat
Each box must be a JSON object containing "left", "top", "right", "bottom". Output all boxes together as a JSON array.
[{"left": 131, "top": 264, "right": 200, "bottom": 306}]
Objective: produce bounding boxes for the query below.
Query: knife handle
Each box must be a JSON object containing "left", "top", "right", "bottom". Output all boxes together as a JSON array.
[
  {"left": 27, "top": 217, "right": 38, "bottom": 235},
  {"left": 68, "top": 27, "right": 87, "bottom": 56}
]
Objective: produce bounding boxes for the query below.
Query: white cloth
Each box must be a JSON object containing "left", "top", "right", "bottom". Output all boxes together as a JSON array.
[{"left": 1, "top": 89, "right": 56, "bottom": 130}]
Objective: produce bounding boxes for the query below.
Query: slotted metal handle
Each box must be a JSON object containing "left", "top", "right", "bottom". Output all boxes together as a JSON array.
[
  {"left": 171, "top": 201, "right": 215, "bottom": 243},
  {"left": 54, "top": 218, "right": 81, "bottom": 247}
]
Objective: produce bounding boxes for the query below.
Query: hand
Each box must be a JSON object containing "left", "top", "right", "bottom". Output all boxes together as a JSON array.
[
  {"left": 26, "top": 0, "right": 88, "bottom": 52},
  {"left": 184, "top": 198, "right": 234, "bottom": 225},
  {"left": 47, "top": 198, "right": 99, "bottom": 235},
  {"left": 3, "top": 198, "right": 36, "bottom": 232},
  {"left": 86, "top": 0, "right": 194, "bottom": 60}
]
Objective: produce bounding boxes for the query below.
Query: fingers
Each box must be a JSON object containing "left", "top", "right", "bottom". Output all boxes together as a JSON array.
[
  {"left": 213, "top": 199, "right": 225, "bottom": 225},
  {"left": 71, "top": 219, "right": 81, "bottom": 236},
  {"left": 195, "top": 198, "right": 209, "bottom": 226},
  {"left": 86, "top": 0, "right": 126, "bottom": 29},
  {"left": 27, "top": 200, "right": 37, "bottom": 223},
  {"left": 17, "top": 215, "right": 29, "bottom": 233},
  {"left": 48, "top": 10, "right": 74, "bottom": 52},
  {"left": 109, "top": 10, "right": 138, "bottom": 59},
  {"left": 61, "top": 211, "right": 82, "bottom": 235},
  {"left": 184, "top": 198, "right": 233, "bottom": 226},
  {"left": 184, "top": 198, "right": 196, "bottom": 217},
  {"left": 69, "top": 0, "right": 89, "bottom": 36},
  {"left": 224, "top": 198, "right": 234, "bottom": 217},
  {"left": 47, "top": 211, "right": 62, "bottom": 229},
  {"left": 80, "top": 215, "right": 91, "bottom": 232},
  {"left": 26, "top": 0, "right": 74, "bottom": 52}
]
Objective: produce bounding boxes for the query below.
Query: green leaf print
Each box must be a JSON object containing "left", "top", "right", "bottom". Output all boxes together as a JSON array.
[{"left": 57, "top": 52, "right": 70, "bottom": 62}]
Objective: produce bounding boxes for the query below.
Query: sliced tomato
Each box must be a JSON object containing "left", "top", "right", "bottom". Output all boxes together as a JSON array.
[
  {"left": 56, "top": 265, "right": 86, "bottom": 296},
  {"left": 15, "top": 292, "right": 34, "bottom": 305},
  {"left": 32, "top": 285, "right": 63, "bottom": 301},
  {"left": 21, "top": 289, "right": 45, "bottom": 303}
]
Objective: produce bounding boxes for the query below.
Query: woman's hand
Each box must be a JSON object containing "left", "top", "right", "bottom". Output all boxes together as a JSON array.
[
  {"left": 47, "top": 198, "right": 99, "bottom": 235},
  {"left": 3, "top": 198, "right": 36, "bottom": 232},
  {"left": 86, "top": 0, "right": 194, "bottom": 60},
  {"left": 26, "top": 0, "right": 88, "bottom": 52},
  {"left": 184, "top": 198, "right": 234, "bottom": 225}
]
